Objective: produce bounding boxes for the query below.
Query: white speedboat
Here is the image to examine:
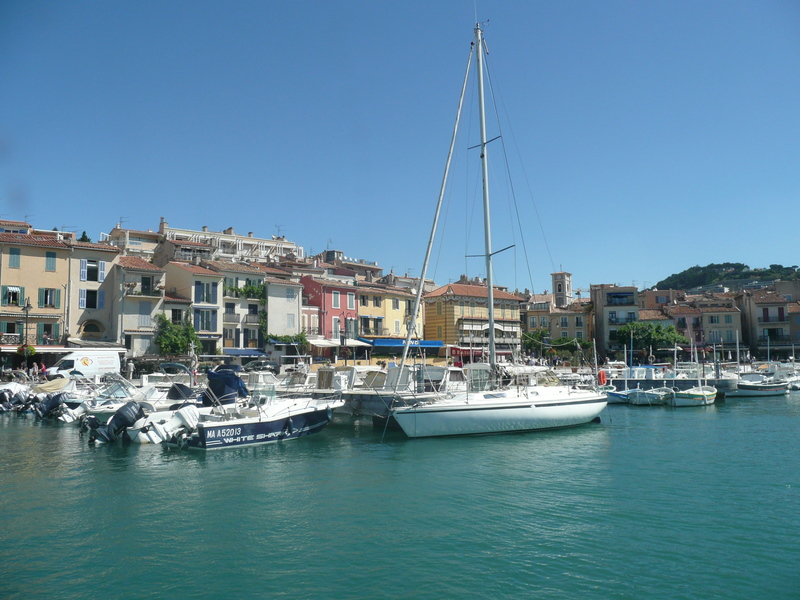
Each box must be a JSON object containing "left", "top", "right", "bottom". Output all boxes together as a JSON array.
[{"left": 733, "top": 373, "right": 789, "bottom": 397}]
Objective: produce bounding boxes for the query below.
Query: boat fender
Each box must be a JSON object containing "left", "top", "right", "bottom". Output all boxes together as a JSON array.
[
  {"left": 597, "top": 370, "right": 607, "bottom": 386},
  {"left": 326, "top": 407, "right": 333, "bottom": 422},
  {"left": 285, "top": 417, "right": 294, "bottom": 435}
]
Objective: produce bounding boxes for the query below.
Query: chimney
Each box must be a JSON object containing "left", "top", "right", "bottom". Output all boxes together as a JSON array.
[{"left": 202, "top": 226, "right": 208, "bottom": 232}]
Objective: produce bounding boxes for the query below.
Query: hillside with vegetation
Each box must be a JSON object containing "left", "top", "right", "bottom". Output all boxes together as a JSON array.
[{"left": 653, "top": 263, "right": 799, "bottom": 290}]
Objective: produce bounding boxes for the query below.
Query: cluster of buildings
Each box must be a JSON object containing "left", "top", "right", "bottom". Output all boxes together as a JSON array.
[{"left": 1, "top": 217, "right": 798, "bottom": 369}]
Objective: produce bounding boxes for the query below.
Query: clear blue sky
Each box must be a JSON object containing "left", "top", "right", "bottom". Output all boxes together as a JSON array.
[{"left": 2, "top": 1, "right": 798, "bottom": 295}]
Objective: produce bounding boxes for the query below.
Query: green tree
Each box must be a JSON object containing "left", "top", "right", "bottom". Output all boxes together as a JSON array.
[
  {"left": 614, "top": 322, "right": 687, "bottom": 356},
  {"left": 153, "top": 314, "right": 202, "bottom": 356},
  {"left": 78, "top": 231, "right": 92, "bottom": 242}
]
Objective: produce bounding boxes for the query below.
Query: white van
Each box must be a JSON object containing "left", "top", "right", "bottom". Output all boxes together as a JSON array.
[{"left": 46, "top": 350, "right": 122, "bottom": 380}]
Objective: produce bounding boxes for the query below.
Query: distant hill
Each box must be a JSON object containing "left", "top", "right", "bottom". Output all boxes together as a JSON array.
[{"left": 653, "top": 263, "right": 799, "bottom": 290}]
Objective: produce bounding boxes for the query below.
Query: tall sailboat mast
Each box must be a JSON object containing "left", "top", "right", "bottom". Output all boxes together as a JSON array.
[{"left": 475, "top": 24, "right": 497, "bottom": 369}]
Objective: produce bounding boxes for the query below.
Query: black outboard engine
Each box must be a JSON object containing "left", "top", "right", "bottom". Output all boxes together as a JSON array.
[
  {"left": 0, "top": 389, "right": 12, "bottom": 412},
  {"left": 88, "top": 401, "right": 146, "bottom": 443},
  {"left": 32, "top": 392, "right": 66, "bottom": 419}
]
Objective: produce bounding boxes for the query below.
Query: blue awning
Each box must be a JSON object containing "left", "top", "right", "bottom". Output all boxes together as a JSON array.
[
  {"left": 367, "top": 339, "right": 444, "bottom": 348},
  {"left": 223, "top": 348, "right": 266, "bottom": 357}
]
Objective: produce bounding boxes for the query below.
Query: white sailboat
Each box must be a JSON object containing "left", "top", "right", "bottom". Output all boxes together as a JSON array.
[{"left": 388, "top": 24, "right": 607, "bottom": 438}]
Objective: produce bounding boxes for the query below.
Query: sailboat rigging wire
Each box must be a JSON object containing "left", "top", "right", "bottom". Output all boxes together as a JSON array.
[{"left": 482, "top": 47, "right": 556, "bottom": 290}]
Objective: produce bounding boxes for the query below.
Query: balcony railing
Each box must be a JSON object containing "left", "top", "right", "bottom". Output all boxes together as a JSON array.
[
  {"left": 223, "top": 313, "right": 239, "bottom": 324},
  {"left": 608, "top": 317, "right": 637, "bottom": 324},
  {"left": 243, "top": 314, "right": 260, "bottom": 324},
  {"left": 302, "top": 327, "right": 320, "bottom": 336},
  {"left": 757, "top": 317, "right": 789, "bottom": 323},
  {"left": 757, "top": 335, "right": 792, "bottom": 344},
  {"left": 360, "top": 327, "right": 389, "bottom": 336}
]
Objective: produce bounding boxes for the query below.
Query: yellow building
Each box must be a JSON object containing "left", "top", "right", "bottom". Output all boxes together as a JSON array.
[
  {"left": 423, "top": 282, "right": 523, "bottom": 361},
  {"left": 356, "top": 282, "right": 420, "bottom": 343},
  {"left": 0, "top": 231, "right": 72, "bottom": 345}
]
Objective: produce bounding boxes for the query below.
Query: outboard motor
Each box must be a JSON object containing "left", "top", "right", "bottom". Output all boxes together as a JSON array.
[
  {"left": 0, "top": 389, "right": 13, "bottom": 412},
  {"left": 32, "top": 393, "right": 66, "bottom": 419},
  {"left": 11, "top": 388, "right": 32, "bottom": 412},
  {"left": 88, "top": 401, "right": 146, "bottom": 444}
]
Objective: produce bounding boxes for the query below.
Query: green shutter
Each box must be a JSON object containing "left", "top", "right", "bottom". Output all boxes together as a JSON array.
[
  {"left": 1, "top": 286, "right": 6, "bottom": 306},
  {"left": 36, "top": 323, "right": 44, "bottom": 343},
  {"left": 18, "top": 286, "right": 24, "bottom": 306},
  {"left": 38, "top": 288, "right": 45, "bottom": 308},
  {"left": 54, "top": 288, "right": 61, "bottom": 309},
  {"left": 53, "top": 323, "right": 60, "bottom": 341}
]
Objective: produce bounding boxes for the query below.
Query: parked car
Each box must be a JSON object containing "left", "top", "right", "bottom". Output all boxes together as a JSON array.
[{"left": 213, "top": 363, "right": 243, "bottom": 373}]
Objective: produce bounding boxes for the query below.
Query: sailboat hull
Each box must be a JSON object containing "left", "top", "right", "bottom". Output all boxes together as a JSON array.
[{"left": 389, "top": 389, "right": 607, "bottom": 438}]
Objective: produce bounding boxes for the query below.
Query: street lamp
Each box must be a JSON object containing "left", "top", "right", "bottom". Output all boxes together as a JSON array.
[{"left": 22, "top": 297, "right": 32, "bottom": 370}]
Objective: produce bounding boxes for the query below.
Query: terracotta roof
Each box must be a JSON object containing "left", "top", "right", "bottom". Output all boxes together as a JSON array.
[
  {"left": 0, "top": 220, "right": 31, "bottom": 228},
  {"left": 248, "top": 263, "right": 292, "bottom": 275},
  {"left": 425, "top": 283, "right": 522, "bottom": 302},
  {"left": 163, "top": 293, "right": 191, "bottom": 303},
  {"left": 117, "top": 256, "right": 164, "bottom": 272},
  {"left": 202, "top": 260, "right": 264, "bottom": 275},
  {"left": 0, "top": 233, "right": 68, "bottom": 248},
  {"left": 750, "top": 290, "right": 788, "bottom": 304},
  {"left": 787, "top": 301, "right": 800, "bottom": 314},
  {"left": 168, "top": 261, "right": 220, "bottom": 276},
  {"left": 264, "top": 276, "right": 302, "bottom": 286},
  {"left": 639, "top": 309, "right": 669, "bottom": 320},
  {"left": 69, "top": 240, "right": 120, "bottom": 253},
  {"left": 697, "top": 305, "right": 739, "bottom": 313}
]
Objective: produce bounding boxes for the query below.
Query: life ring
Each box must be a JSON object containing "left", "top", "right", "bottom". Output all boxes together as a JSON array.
[{"left": 597, "top": 370, "right": 607, "bottom": 386}]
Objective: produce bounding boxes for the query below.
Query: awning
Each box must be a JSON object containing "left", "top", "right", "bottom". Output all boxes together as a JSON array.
[
  {"left": 308, "top": 339, "right": 371, "bottom": 348},
  {"left": 368, "top": 338, "right": 444, "bottom": 348},
  {"left": 6, "top": 286, "right": 20, "bottom": 293},
  {"left": 223, "top": 348, "right": 266, "bottom": 357}
]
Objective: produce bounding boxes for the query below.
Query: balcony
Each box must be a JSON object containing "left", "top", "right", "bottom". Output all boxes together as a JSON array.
[
  {"left": 608, "top": 317, "right": 637, "bottom": 325},
  {"left": 757, "top": 335, "right": 792, "bottom": 344},
  {"left": 757, "top": 316, "right": 789, "bottom": 323},
  {"left": 223, "top": 313, "right": 240, "bottom": 324},
  {"left": 243, "top": 314, "right": 260, "bottom": 324},
  {"left": 360, "top": 327, "right": 389, "bottom": 336}
]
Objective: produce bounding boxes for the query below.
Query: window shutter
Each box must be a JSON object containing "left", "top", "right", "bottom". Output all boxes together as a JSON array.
[
  {"left": 99, "top": 261, "right": 106, "bottom": 282},
  {"left": 54, "top": 323, "right": 60, "bottom": 340},
  {"left": 1, "top": 321, "right": 7, "bottom": 333},
  {"left": 79, "top": 289, "right": 86, "bottom": 309},
  {"left": 54, "top": 289, "right": 61, "bottom": 309},
  {"left": 1, "top": 286, "right": 6, "bottom": 306},
  {"left": 98, "top": 290, "right": 105, "bottom": 310},
  {"left": 211, "top": 310, "right": 217, "bottom": 331},
  {"left": 212, "top": 282, "right": 218, "bottom": 304},
  {"left": 38, "top": 288, "right": 45, "bottom": 308},
  {"left": 19, "top": 287, "right": 24, "bottom": 305},
  {"left": 36, "top": 323, "right": 44, "bottom": 342},
  {"left": 195, "top": 281, "right": 202, "bottom": 302},
  {"left": 193, "top": 309, "right": 200, "bottom": 330},
  {"left": 46, "top": 252, "right": 56, "bottom": 272},
  {"left": 80, "top": 259, "right": 88, "bottom": 281}
]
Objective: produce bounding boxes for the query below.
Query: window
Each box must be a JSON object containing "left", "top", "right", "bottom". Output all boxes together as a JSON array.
[
  {"left": 394, "top": 319, "right": 401, "bottom": 334},
  {"left": 80, "top": 259, "right": 106, "bottom": 282},
  {"left": 248, "top": 304, "right": 258, "bottom": 315},
  {"left": 576, "top": 332, "right": 583, "bottom": 340},
  {"left": 347, "top": 292, "right": 355, "bottom": 310},
  {"left": 287, "top": 313, "right": 295, "bottom": 329},
  {"left": 627, "top": 312, "right": 636, "bottom": 322},
  {"left": 225, "top": 302, "right": 236, "bottom": 315},
  {"left": 392, "top": 298, "right": 400, "bottom": 311},
  {"left": 286, "top": 287, "right": 297, "bottom": 301},
  {"left": 561, "top": 332, "right": 568, "bottom": 338},
  {"left": 437, "top": 325, "right": 443, "bottom": 338},
  {"left": 138, "top": 301, "right": 152, "bottom": 327},
  {"left": 575, "top": 316, "right": 583, "bottom": 327},
  {"left": 2, "top": 286, "right": 24, "bottom": 306},
  {"left": 195, "top": 281, "right": 217, "bottom": 303},
  {"left": 437, "top": 301, "right": 443, "bottom": 315},
  {"left": 80, "top": 289, "right": 105, "bottom": 310},
  {"left": 656, "top": 295, "right": 668, "bottom": 304},
  {"left": 539, "top": 317, "right": 547, "bottom": 327},
  {"left": 725, "top": 315, "right": 733, "bottom": 324},
  {"left": 39, "top": 288, "right": 61, "bottom": 309},
  {"left": 8, "top": 248, "right": 20, "bottom": 269},
  {"left": 529, "top": 317, "right": 536, "bottom": 328},
  {"left": 561, "top": 317, "right": 568, "bottom": 328},
  {"left": 360, "top": 295, "right": 368, "bottom": 307},
  {"left": 609, "top": 311, "right": 617, "bottom": 323},
  {"left": 708, "top": 315, "right": 719, "bottom": 324},
  {"left": 45, "top": 252, "right": 56, "bottom": 272},
  {"left": 332, "top": 291, "right": 340, "bottom": 309},
  {"left": 171, "top": 309, "right": 183, "bottom": 324},
  {"left": 332, "top": 317, "right": 341, "bottom": 336},
  {"left": 194, "top": 309, "right": 215, "bottom": 331},
  {"left": 373, "top": 296, "right": 382, "bottom": 308}
]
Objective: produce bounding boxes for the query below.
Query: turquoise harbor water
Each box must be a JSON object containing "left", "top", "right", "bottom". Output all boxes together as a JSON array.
[{"left": 2, "top": 394, "right": 799, "bottom": 599}]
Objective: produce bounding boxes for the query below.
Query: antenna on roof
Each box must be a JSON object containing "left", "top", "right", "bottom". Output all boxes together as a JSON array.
[
  {"left": 119, "top": 216, "right": 127, "bottom": 228},
  {"left": 275, "top": 224, "right": 284, "bottom": 236}
]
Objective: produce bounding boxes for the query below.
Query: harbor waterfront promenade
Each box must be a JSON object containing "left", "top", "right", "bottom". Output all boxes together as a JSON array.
[{"left": 2, "top": 393, "right": 799, "bottom": 599}]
